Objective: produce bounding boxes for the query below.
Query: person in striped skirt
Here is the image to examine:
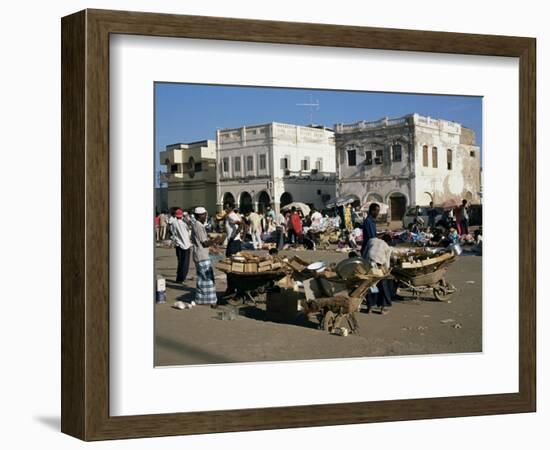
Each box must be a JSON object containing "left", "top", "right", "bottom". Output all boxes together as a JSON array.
[{"left": 191, "top": 207, "right": 218, "bottom": 307}]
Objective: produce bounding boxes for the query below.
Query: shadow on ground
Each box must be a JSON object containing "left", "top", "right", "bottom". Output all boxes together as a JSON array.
[
  {"left": 34, "top": 416, "right": 60, "bottom": 431},
  {"left": 155, "top": 335, "right": 237, "bottom": 365}
]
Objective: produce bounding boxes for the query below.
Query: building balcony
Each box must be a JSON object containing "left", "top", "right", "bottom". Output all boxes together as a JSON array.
[
  {"left": 219, "top": 174, "right": 271, "bottom": 183},
  {"left": 282, "top": 169, "right": 336, "bottom": 181},
  {"left": 160, "top": 170, "right": 213, "bottom": 183}
]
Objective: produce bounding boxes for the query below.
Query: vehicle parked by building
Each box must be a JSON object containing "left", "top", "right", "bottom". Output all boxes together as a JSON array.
[{"left": 402, "top": 206, "right": 443, "bottom": 230}]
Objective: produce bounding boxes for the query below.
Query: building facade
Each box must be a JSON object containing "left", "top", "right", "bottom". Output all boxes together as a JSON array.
[
  {"left": 159, "top": 140, "right": 217, "bottom": 213},
  {"left": 335, "top": 113, "right": 481, "bottom": 220},
  {"left": 216, "top": 122, "right": 336, "bottom": 213}
]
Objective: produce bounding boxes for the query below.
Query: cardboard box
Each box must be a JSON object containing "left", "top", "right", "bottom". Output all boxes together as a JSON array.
[
  {"left": 215, "top": 261, "right": 232, "bottom": 272},
  {"left": 266, "top": 290, "right": 302, "bottom": 322},
  {"left": 244, "top": 262, "right": 258, "bottom": 272},
  {"left": 231, "top": 262, "right": 245, "bottom": 273},
  {"left": 258, "top": 264, "right": 272, "bottom": 272}
]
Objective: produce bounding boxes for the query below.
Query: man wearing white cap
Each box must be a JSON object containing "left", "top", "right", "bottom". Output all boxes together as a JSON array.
[
  {"left": 170, "top": 208, "right": 191, "bottom": 284},
  {"left": 190, "top": 207, "right": 218, "bottom": 306}
]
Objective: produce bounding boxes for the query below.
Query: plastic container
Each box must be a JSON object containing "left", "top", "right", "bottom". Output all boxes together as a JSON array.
[{"left": 155, "top": 275, "right": 166, "bottom": 304}]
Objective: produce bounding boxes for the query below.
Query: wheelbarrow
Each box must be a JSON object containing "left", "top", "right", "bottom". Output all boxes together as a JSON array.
[
  {"left": 392, "top": 254, "right": 457, "bottom": 301},
  {"left": 223, "top": 270, "right": 287, "bottom": 306}
]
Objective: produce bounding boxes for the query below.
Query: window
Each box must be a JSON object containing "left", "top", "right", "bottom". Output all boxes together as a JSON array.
[
  {"left": 301, "top": 158, "right": 310, "bottom": 171},
  {"left": 194, "top": 162, "right": 202, "bottom": 172},
  {"left": 365, "top": 151, "right": 373, "bottom": 165},
  {"left": 447, "top": 149, "right": 453, "bottom": 170},
  {"left": 347, "top": 149, "right": 357, "bottom": 166},
  {"left": 315, "top": 159, "right": 322, "bottom": 171},
  {"left": 375, "top": 149, "right": 383, "bottom": 164},
  {"left": 422, "top": 145, "right": 429, "bottom": 167},
  {"left": 259, "top": 154, "right": 267, "bottom": 170},
  {"left": 170, "top": 164, "right": 178, "bottom": 173},
  {"left": 470, "top": 150, "right": 476, "bottom": 157},
  {"left": 222, "top": 157, "right": 229, "bottom": 173},
  {"left": 432, "top": 147, "right": 438, "bottom": 168},
  {"left": 392, "top": 144, "right": 402, "bottom": 162},
  {"left": 247, "top": 155, "right": 254, "bottom": 172},
  {"left": 233, "top": 157, "right": 241, "bottom": 173},
  {"left": 281, "top": 157, "right": 289, "bottom": 170}
]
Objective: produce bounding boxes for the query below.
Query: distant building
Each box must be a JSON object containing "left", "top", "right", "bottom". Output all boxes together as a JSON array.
[
  {"left": 334, "top": 113, "right": 481, "bottom": 221},
  {"left": 216, "top": 123, "right": 336, "bottom": 213},
  {"left": 159, "top": 140, "right": 217, "bottom": 213}
]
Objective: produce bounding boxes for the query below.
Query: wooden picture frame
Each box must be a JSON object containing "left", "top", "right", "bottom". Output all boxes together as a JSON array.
[{"left": 61, "top": 9, "right": 536, "bottom": 441}]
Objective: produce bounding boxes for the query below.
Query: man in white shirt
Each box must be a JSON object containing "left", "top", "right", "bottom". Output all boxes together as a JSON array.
[
  {"left": 170, "top": 208, "right": 192, "bottom": 284},
  {"left": 191, "top": 206, "right": 218, "bottom": 306},
  {"left": 224, "top": 206, "right": 242, "bottom": 257},
  {"left": 274, "top": 210, "right": 286, "bottom": 251},
  {"left": 247, "top": 210, "right": 263, "bottom": 249},
  {"left": 159, "top": 212, "right": 168, "bottom": 240},
  {"left": 310, "top": 208, "right": 323, "bottom": 229},
  {"left": 224, "top": 205, "right": 242, "bottom": 298}
]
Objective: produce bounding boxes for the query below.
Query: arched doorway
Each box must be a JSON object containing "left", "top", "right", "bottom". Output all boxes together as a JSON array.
[
  {"left": 389, "top": 192, "right": 407, "bottom": 221},
  {"left": 222, "top": 192, "right": 235, "bottom": 209},
  {"left": 256, "top": 191, "right": 271, "bottom": 214},
  {"left": 420, "top": 191, "right": 433, "bottom": 205},
  {"left": 280, "top": 192, "right": 293, "bottom": 208},
  {"left": 239, "top": 191, "right": 253, "bottom": 214},
  {"left": 366, "top": 192, "right": 383, "bottom": 203}
]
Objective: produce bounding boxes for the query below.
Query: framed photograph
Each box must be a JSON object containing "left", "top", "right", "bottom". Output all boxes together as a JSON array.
[{"left": 61, "top": 9, "right": 536, "bottom": 441}]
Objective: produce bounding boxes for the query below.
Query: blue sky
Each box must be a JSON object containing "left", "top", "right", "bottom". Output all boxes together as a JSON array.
[{"left": 155, "top": 83, "right": 482, "bottom": 179}]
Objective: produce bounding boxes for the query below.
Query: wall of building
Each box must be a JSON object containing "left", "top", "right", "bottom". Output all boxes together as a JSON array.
[
  {"left": 413, "top": 116, "right": 481, "bottom": 205},
  {"left": 270, "top": 123, "right": 335, "bottom": 177},
  {"left": 160, "top": 140, "right": 218, "bottom": 213},
  {"left": 166, "top": 180, "right": 218, "bottom": 214},
  {"left": 335, "top": 114, "right": 482, "bottom": 219},
  {"left": 217, "top": 122, "right": 336, "bottom": 212},
  {"left": 335, "top": 116, "right": 415, "bottom": 207}
]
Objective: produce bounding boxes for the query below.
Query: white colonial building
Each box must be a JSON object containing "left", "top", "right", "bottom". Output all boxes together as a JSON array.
[
  {"left": 216, "top": 122, "right": 336, "bottom": 213},
  {"left": 335, "top": 113, "right": 481, "bottom": 220},
  {"left": 160, "top": 140, "right": 217, "bottom": 213}
]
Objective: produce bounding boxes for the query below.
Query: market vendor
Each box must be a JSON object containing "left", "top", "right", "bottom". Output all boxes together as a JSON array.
[
  {"left": 364, "top": 234, "right": 395, "bottom": 315},
  {"left": 360, "top": 202, "right": 379, "bottom": 258},
  {"left": 288, "top": 206, "right": 303, "bottom": 244},
  {"left": 224, "top": 204, "right": 242, "bottom": 298},
  {"left": 191, "top": 207, "right": 218, "bottom": 307}
]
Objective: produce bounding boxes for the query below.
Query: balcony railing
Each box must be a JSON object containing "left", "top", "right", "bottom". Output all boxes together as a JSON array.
[
  {"left": 160, "top": 170, "right": 208, "bottom": 182},
  {"left": 282, "top": 170, "right": 336, "bottom": 181}
]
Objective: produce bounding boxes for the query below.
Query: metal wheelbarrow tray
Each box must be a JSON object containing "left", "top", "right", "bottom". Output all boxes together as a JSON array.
[
  {"left": 224, "top": 270, "right": 287, "bottom": 306},
  {"left": 392, "top": 251, "right": 457, "bottom": 301}
]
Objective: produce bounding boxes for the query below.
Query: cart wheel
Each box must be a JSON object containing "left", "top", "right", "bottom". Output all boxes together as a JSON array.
[
  {"left": 433, "top": 280, "right": 455, "bottom": 302},
  {"left": 320, "top": 310, "right": 336, "bottom": 332},
  {"left": 226, "top": 295, "right": 244, "bottom": 307}
]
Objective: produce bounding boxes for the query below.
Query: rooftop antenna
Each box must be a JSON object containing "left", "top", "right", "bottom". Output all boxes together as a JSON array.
[{"left": 296, "top": 94, "right": 320, "bottom": 124}]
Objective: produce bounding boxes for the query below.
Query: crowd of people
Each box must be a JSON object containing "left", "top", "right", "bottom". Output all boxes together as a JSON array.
[
  {"left": 155, "top": 197, "right": 480, "bottom": 311},
  {"left": 210, "top": 204, "right": 346, "bottom": 251},
  {"left": 155, "top": 202, "right": 356, "bottom": 308}
]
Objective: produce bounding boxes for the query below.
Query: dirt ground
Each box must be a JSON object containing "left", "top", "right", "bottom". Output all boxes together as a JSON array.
[{"left": 154, "top": 247, "right": 482, "bottom": 366}]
